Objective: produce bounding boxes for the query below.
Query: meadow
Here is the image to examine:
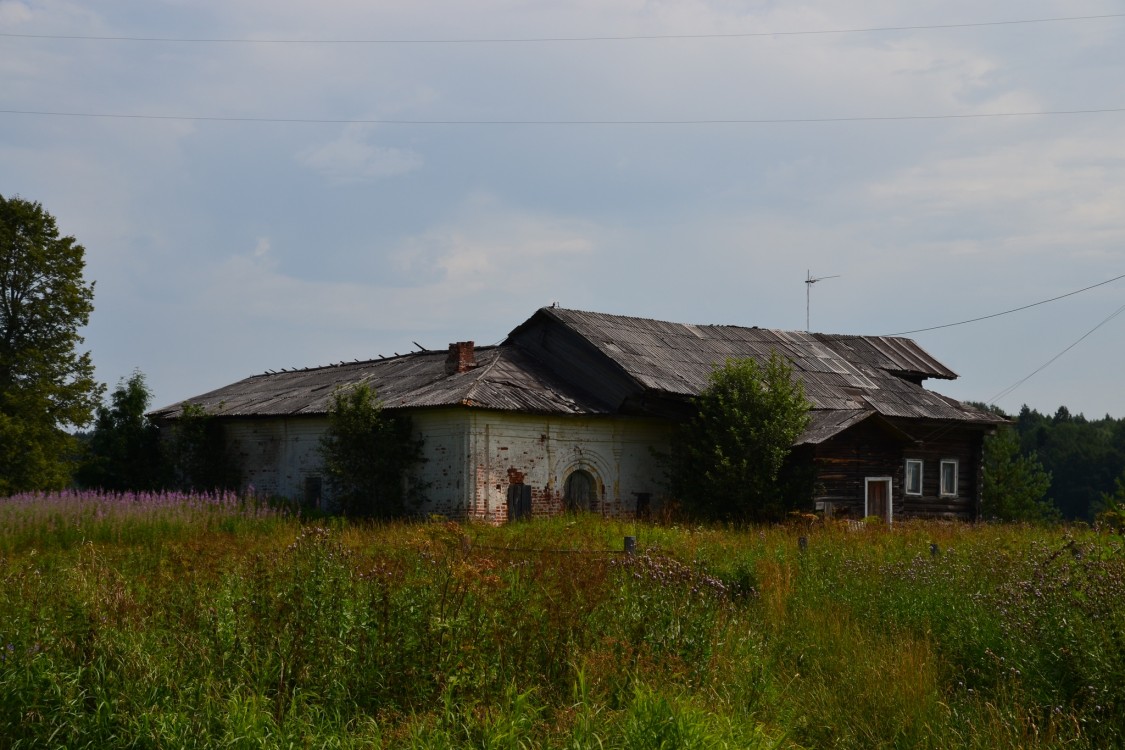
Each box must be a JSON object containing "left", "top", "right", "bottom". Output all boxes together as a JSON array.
[{"left": 1, "top": 492, "right": 1123, "bottom": 749}]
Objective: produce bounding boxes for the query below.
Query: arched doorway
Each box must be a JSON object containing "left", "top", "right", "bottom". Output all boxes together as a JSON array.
[{"left": 564, "top": 469, "right": 597, "bottom": 512}]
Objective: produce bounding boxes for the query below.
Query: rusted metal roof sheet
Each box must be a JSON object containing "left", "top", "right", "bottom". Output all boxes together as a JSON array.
[{"left": 149, "top": 346, "right": 612, "bottom": 419}]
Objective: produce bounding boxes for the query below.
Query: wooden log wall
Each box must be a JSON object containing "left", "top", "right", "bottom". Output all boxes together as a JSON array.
[{"left": 811, "top": 418, "right": 984, "bottom": 521}]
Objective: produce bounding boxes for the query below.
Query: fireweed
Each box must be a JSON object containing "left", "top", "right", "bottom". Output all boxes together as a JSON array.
[
  {"left": 0, "top": 489, "right": 287, "bottom": 552},
  {"left": 0, "top": 510, "right": 1121, "bottom": 748}
]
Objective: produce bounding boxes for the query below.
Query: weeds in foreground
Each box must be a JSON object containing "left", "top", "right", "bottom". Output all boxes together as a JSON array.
[{"left": 0, "top": 498, "right": 1122, "bottom": 748}]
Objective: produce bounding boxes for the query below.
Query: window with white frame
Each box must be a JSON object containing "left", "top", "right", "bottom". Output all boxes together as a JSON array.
[
  {"left": 905, "top": 459, "right": 923, "bottom": 495},
  {"left": 940, "top": 460, "right": 958, "bottom": 496}
]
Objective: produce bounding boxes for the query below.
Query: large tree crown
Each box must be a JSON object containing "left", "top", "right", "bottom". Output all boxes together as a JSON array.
[{"left": 1, "top": 194, "right": 101, "bottom": 492}]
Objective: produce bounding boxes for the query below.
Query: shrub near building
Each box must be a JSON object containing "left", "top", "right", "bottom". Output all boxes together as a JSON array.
[
  {"left": 664, "top": 352, "right": 811, "bottom": 523},
  {"left": 319, "top": 383, "right": 426, "bottom": 517}
]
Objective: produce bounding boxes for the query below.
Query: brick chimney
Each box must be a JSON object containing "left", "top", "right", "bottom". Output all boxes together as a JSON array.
[{"left": 446, "top": 341, "right": 476, "bottom": 374}]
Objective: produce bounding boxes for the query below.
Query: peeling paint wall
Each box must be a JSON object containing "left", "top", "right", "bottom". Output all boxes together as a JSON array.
[
  {"left": 461, "top": 411, "right": 672, "bottom": 523},
  {"left": 226, "top": 417, "right": 328, "bottom": 501},
  {"left": 410, "top": 410, "right": 471, "bottom": 518},
  {"left": 221, "top": 409, "right": 673, "bottom": 522}
]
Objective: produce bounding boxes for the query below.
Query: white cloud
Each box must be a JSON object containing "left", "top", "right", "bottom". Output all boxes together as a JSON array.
[
  {"left": 392, "top": 193, "right": 595, "bottom": 290},
  {"left": 296, "top": 125, "right": 423, "bottom": 183},
  {"left": 197, "top": 195, "right": 599, "bottom": 342},
  {"left": 9, "top": 0, "right": 1125, "bottom": 417},
  {"left": 862, "top": 126, "right": 1125, "bottom": 255},
  {"left": 0, "top": 1, "right": 31, "bottom": 25}
]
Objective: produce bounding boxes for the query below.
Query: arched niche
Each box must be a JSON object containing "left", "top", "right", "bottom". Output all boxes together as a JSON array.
[{"left": 564, "top": 468, "right": 598, "bottom": 512}]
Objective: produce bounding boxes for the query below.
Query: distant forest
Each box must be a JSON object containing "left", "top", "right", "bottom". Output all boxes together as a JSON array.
[{"left": 994, "top": 404, "right": 1125, "bottom": 521}]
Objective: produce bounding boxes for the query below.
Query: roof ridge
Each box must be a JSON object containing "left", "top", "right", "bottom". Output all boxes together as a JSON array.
[
  {"left": 245, "top": 344, "right": 504, "bottom": 379},
  {"left": 546, "top": 306, "right": 764, "bottom": 332},
  {"left": 548, "top": 306, "right": 918, "bottom": 339},
  {"left": 245, "top": 352, "right": 425, "bottom": 379}
]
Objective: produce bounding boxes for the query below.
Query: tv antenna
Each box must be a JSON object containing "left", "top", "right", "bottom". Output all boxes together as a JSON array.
[{"left": 805, "top": 269, "right": 841, "bottom": 332}]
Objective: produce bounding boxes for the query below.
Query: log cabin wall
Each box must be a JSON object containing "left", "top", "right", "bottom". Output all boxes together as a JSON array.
[
  {"left": 887, "top": 419, "right": 984, "bottom": 520},
  {"left": 811, "top": 418, "right": 985, "bottom": 521},
  {"left": 810, "top": 420, "right": 903, "bottom": 520}
]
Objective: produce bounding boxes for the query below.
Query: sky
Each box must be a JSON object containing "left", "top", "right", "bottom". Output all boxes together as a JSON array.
[{"left": 2, "top": 0, "right": 1124, "bottom": 419}]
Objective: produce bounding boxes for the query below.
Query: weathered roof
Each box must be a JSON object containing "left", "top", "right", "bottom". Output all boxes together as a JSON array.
[
  {"left": 507, "top": 307, "right": 1003, "bottom": 439},
  {"left": 798, "top": 409, "right": 878, "bottom": 446},
  {"left": 149, "top": 345, "right": 612, "bottom": 419},
  {"left": 521, "top": 307, "right": 957, "bottom": 393},
  {"left": 152, "top": 307, "right": 1003, "bottom": 441}
]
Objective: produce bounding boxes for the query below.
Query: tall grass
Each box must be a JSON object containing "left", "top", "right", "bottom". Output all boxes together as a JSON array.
[
  {"left": 0, "top": 489, "right": 286, "bottom": 553},
  {"left": 0, "top": 496, "right": 1122, "bottom": 748}
]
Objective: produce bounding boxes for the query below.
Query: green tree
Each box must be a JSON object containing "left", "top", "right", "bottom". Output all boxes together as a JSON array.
[
  {"left": 319, "top": 383, "right": 425, "bottom": 517},
  {"left": 77, "top": 370, "right": 168, "bottom": 491},
  {"left": 1014, "top": 404, "right": 1123, "bottom": 520},
  {"left": 665, "top": 352, "right": 811, "bottom": 523},
  {"left": 1095, "top": 471, "right": 1125, "bottom": 533},
  {"left": 981, "top": 426, "right": 1056, "bottom": 522},
  {"left": 168, "top": 403, "right": 240, "bottom": 493},
  {"left": 0, "top": 195, "right": 101, "bottom": 494}
]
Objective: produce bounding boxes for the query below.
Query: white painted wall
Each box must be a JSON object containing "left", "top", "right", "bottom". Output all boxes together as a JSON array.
[
  {"left": 226, "top": 417, "right": 328, "bottom": 501},
  {"left": 460, "top": 411, "right": 672, "bottom": 522},
  {"left": 223, "top": 409, "right": 672, "bottom": 521},
  {"left": 410, "top": 409, "right": 471, "bottom": 517}
]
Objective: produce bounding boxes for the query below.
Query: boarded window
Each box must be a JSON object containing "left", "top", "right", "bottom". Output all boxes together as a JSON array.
[
  {"left": 905, "top": 459, "right": 923, "bottom": 495},
  {"left": 940, "top": 460, "right": 958, "bottom": 497}
]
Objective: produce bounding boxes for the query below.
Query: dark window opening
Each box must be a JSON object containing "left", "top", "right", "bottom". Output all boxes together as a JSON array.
[
  {"left": 634, "top": 492, "right": 652, "bottom": 519},
  {"left": 940, "top": 460, "right": 959, "bottom": 497},
  {"left": 304, "top": 475, "right": 323, "bottom": 509},
  {"left": 905, "top": 459, "right": 923, "bottom": 496}
]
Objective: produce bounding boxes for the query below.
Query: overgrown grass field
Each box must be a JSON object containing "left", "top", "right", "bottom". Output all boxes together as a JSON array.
[{"left": 1, "top": 492, "right": 1123, "bottom": 748}]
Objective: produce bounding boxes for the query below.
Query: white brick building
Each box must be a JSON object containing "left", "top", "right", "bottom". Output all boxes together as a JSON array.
[{"left": 151, "top": 307, "right": 1003, "bottom": 521}]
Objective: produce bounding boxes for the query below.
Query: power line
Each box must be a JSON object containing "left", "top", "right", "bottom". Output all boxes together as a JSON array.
[
  {"left": 914, "top": 296, "right": 1125, "bottom": 442},
  {"left": 988, "top": 300, "right": 1125, "bottom": 405},
  {"left": 3, "top": 106, "right": 1124, "bottom": 126},
  {"left": 2, "top": 13, "right": 1122, "bottom": 44},
  {"left": 884, "top": 271, "right": 1125, "bottom": 336}
]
